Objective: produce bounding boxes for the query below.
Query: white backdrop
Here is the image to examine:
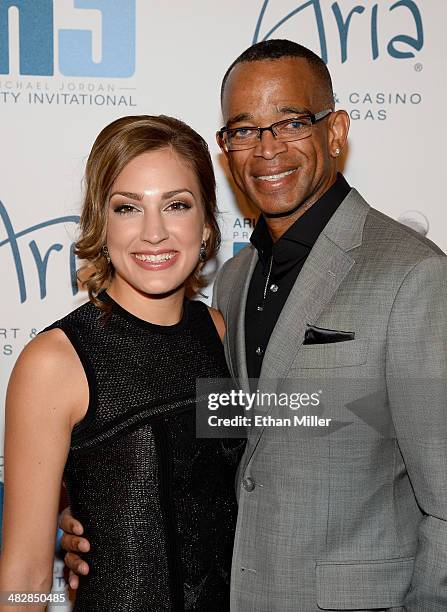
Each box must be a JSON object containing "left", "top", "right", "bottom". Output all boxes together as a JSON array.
[{"left": 0, "top": 0, "right": 445, "bottom": 606}]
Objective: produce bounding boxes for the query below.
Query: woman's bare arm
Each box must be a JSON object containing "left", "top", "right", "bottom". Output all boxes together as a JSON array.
[{"left": 0, "top": 329, "right": 88, "bottom": 611}]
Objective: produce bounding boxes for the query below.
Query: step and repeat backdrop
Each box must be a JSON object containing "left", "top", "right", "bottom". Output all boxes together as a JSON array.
[{"left": 0, "top": 1, "right": 444, "bottom": 607}]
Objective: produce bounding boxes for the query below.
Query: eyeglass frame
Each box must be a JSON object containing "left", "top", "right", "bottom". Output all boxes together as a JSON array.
[{"left": 217, "top": 108, "right": 333, "bottom": 151}]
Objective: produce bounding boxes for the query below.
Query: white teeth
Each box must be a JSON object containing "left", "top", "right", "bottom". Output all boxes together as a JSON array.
[
  {"left": 256, "top": 168, "right": 296, "bottom": 181},
  {"left": 134, "top": 253, "right": 175, "bottom": 263}
]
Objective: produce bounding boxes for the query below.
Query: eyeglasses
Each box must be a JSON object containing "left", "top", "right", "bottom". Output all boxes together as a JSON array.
[{"left": 218, "top": 109, "right": 333, "bottom": 151}]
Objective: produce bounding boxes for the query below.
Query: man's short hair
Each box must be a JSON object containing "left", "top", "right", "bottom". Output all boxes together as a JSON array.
[{"left": 220, "top": 39, "right": 333, "bottom": 107}]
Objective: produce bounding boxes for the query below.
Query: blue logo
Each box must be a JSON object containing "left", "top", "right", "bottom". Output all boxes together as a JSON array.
[
  {"left": 232, "top": 217, "right": 256, "bottom": 255},
  {"left": 0, "top": 201, "right": 79, "bottom": 303},
  {"left": 253, "top": 0, "right": 423, "bottom": 64},
  {"left": 0, "top": 0, "right": 136, "bottom": 77},
  {"left": 233, "top": 242, "right": 250, "bottom": 256}
]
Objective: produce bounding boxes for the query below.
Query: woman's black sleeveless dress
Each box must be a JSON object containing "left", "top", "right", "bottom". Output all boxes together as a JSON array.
[{"left": 46, "top": 293, "right": 244, "bottom": 611}]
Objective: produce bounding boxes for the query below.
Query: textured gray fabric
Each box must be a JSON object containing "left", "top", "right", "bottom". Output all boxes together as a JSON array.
[{"left": 213, "top": 189, "right": 447, "bottom": 611}]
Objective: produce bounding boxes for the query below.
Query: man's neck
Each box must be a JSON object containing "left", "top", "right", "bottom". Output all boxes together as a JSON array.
[{"left": 265, "top": 198, "right": 315, "bottom": 242}]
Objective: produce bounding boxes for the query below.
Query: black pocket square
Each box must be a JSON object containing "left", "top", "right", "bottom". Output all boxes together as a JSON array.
[{"left": 303, "top": 324, "right": 355, "bottom": 345}]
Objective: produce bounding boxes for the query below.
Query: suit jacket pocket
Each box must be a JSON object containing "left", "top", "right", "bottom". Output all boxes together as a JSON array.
[
  {"left": 315, "top": 557, "right": 414, "bottom": 610},
  {"left": 291, "top": 339, "right": 369, "bottom": 369}
]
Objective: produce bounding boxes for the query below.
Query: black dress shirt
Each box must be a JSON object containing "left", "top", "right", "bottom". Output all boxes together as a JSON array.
[{"left": 245, "top": 173, "right": 351, "bottom": 379}]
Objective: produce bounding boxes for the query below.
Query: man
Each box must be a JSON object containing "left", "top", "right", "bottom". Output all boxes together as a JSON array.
[{"left": 62, "top": 40, "right": 447, "bottom": 611}]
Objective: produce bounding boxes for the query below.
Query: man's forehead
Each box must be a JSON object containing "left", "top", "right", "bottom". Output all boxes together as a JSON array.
[{"left": 222, "top": 58, "right": 318, "bottom": 120}]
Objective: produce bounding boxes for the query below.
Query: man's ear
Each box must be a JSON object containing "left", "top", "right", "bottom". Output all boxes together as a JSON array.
[
  {"left": 328, "top": 110, "right": 350, "bottom": 158},
  {"left": 216, "top": 132, "right": 230, "bottom": 160}
]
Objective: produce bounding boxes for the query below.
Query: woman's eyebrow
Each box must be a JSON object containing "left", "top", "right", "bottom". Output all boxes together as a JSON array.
[
  {"left": 161, "top": 189, "right": 194, "bottom": 199},
  {"left": 109, "top": 189, "right": 195, "bottom": 200},
  {"left": 109, "top": 190, "right": 144, "bottom": 200}
]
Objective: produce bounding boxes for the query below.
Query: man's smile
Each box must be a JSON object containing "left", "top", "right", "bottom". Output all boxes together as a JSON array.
[{"left": 254, "top": 168, "right": 297, "bottom": 182}]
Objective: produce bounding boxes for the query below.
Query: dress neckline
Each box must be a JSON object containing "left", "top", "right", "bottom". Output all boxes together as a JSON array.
[{"left": 99, "top": 291, "right": 190, "bottom": 334}]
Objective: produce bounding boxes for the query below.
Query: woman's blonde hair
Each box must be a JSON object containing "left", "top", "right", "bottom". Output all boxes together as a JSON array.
[{"left": 76, "top": 115, "right": 220, "bottom": 304}]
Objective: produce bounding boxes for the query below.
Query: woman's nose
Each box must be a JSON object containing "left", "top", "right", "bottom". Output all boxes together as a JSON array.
[{"left": 140, "top": 209, "right": 169, "bottom": 244}]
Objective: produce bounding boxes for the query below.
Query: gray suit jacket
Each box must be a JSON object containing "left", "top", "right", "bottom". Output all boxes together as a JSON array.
[{"left": 212, "top": 189, "right": 447, "bottom": 611}]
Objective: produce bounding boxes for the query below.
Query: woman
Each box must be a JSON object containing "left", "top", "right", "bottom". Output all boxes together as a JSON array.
[{"left": 0, "top": 115, "right": 244, "bottom": 611}]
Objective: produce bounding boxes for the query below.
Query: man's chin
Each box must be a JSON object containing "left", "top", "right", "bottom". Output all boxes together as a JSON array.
[{"left": 259, "top": 200, "right": 307, "bottom": 219}]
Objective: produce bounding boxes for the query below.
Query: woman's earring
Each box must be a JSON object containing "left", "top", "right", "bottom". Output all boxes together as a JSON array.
[
  {"left": 102, "top": 244, "right": 111, "bottom": 263},
  {"left": 199, "top": 240, "right": 207, "bottom": 262}
]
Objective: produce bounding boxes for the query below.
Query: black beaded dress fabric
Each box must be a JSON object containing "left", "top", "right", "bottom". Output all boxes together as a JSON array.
[{"left": 46, "top": 293, "right": 244, "bottom": 611}]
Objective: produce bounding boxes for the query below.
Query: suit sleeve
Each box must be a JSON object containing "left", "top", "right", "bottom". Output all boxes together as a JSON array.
[
  {"left": 386, "top": 255, "right": 447, "bottom": 611},
  {"left": 211, "top": 265, "right": 223, "bottom": 310},
  {"left": 211, "top": 260, "right": 231, "bottom": 312}
]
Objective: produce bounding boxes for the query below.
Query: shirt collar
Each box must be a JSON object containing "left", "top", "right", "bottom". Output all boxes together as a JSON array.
[{"left": 250, "top": 173, "right": 351, "bottom": 266}]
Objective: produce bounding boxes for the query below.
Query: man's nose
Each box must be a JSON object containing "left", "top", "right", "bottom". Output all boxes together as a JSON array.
[{"left": 253, "top": 129, "right": 288, "bottom": 160}]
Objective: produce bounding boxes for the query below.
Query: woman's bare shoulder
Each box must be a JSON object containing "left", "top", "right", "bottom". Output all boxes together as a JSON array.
[
  {"left": 8, "top": 328, "right": 88, "bottom": 426},
  {"left": 16, "top": 328, "right": 79, "bottom": 372}
]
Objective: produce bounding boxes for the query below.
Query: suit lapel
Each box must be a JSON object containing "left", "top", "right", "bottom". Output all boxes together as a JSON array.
[
  {"left": 259, "top": 235, "right": 354, "bottom": 381},
  {"left": 225, "top": 247, "right": 258, "bottom": 392},
  {"left": 245, "top": 189, "right": 370, "bottom": 456}
]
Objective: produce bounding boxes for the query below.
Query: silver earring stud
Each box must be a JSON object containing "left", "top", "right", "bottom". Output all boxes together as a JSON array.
[
  {"left": 199, "top": 240, "right": 207, "bottom": 262},
  {"left": 102, "top": 244, "right": 111, "bottom": 263},
  {"left": 335, "top": 148, "right": 341, "bottom": 156}
]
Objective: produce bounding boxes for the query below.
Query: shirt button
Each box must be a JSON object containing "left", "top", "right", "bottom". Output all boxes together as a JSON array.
[
  {"left": 270, "top": 284, "right": 279, "bottom": 292},
  {"left": 242, "top": 477, "right": 256, "bottom": 492},
  {"left": 255, "top": 346, "right": 264, "bottom": 356}
]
